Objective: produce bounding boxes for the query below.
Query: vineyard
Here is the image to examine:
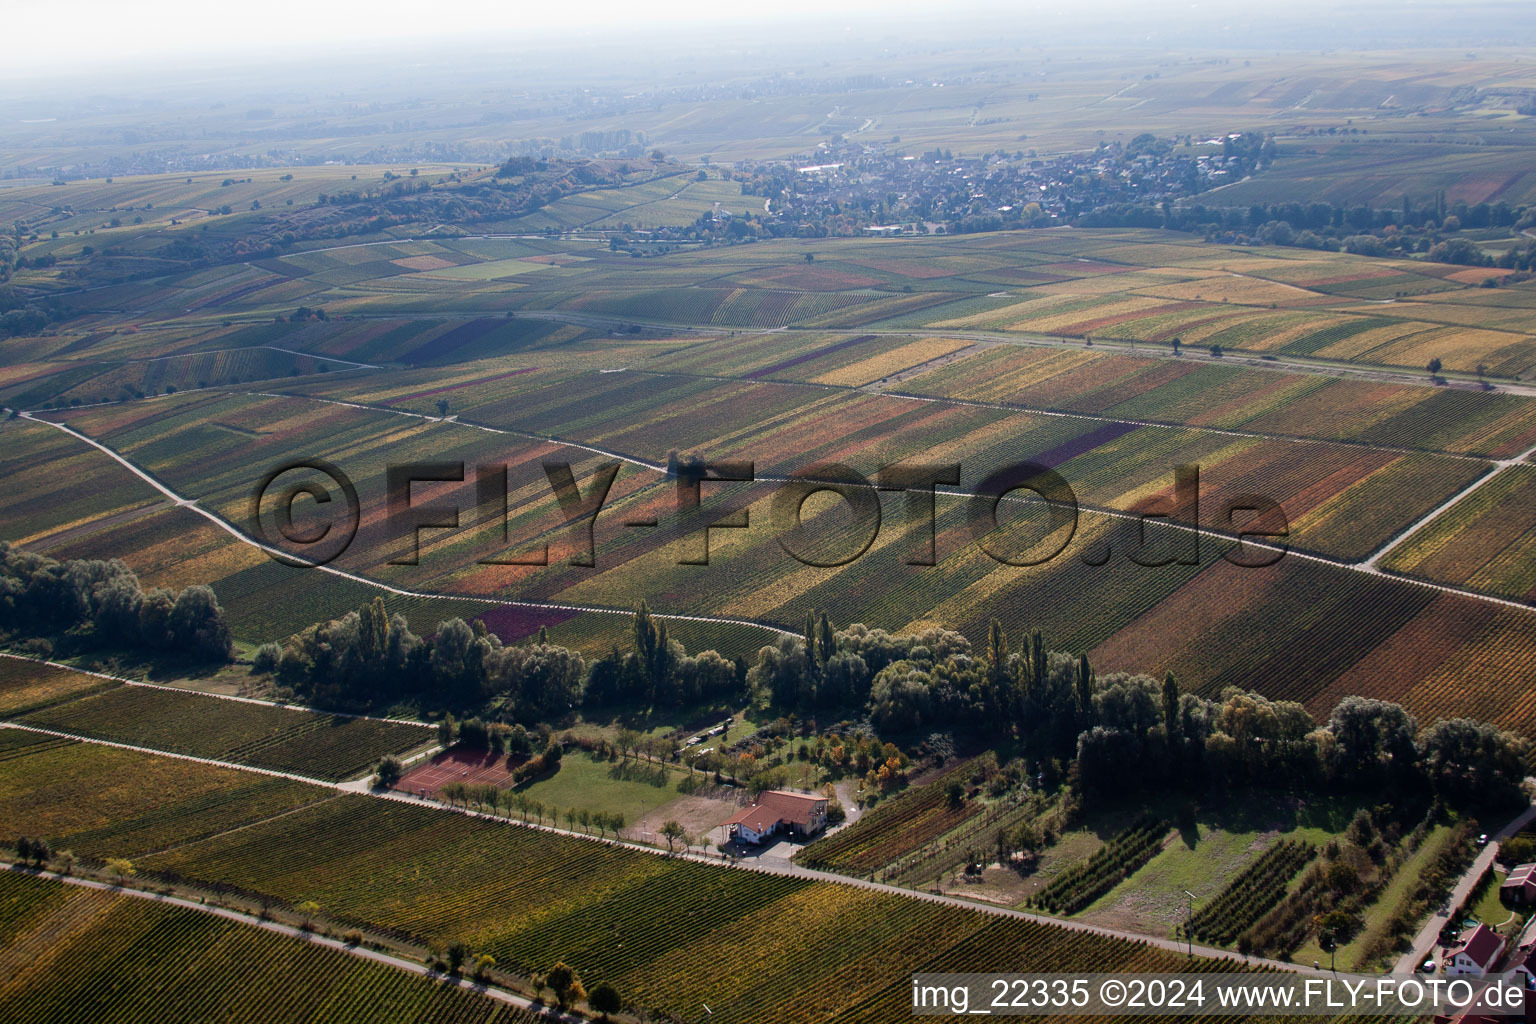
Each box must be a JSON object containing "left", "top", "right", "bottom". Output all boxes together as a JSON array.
[
  {"left": 1032, "top": 817, "right": 1170, "bottom": 915},
  {"left": 1379, "top": 465, "right": 1536, "bottom": 602},
  {"left": 0, "top": 872, "right": 530, "bottom": 1024},
  {"left": 0, "top": 659, "right": 116, "bottom": 717},
  {"left": 19, "top": 369, "right": 1536, "bottom": 750},
  {"left": 898, "top": 343, "right": 1536, "bottom": 459},
  {"left": 1187, "top": 840, "right": 1316, "bottom": 945},
  {"left": 0, "top": 739, "right": 328, "bottom": 859},
  {"left": 796, "top": 761, "right": 985, "bottom": 873},
  {"left": 0, "top": 751, "right": 1223, "bottom": 1024},
  {"left": 19, "top": 685, "right": 431, "bottom": 782}
]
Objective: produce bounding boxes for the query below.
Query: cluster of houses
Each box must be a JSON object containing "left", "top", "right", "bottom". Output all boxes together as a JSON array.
[
  {"left": 1435, "top": 860, "right": 1536, "bottom": 981},
  {"left": 733, "top": 131, "right": 1268, "bottom": 236}
]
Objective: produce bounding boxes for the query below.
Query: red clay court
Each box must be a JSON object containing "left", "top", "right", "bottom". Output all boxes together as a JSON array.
[{"left": 397, "top": 747, "right": 519, "bottom": 795}]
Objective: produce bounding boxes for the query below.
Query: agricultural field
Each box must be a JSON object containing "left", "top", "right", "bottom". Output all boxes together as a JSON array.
[
  {"left": 0, "top": 658, "right": 115, "bottom": 716},
  {"left": 9, "top": 25, "right": 1536, "bottom": 1024},
  {"left": 0, "top": 742, "right": 1251, "bottom": 1024},
  {"left": 1065, "top": 795, "right": 1364, "bottom": 939},
  {"left": 497, "top": 173, "right": 749, "bottom": 231},
  {"left": 16, "top": 357, "right": 1536, "bottom": 740},
  {"left": 897, "top": 343, "right": 1536, "bottom": 458},
  {"left": 512, "top": 750, "right": 703, "bottom": 831},
  {"left": 1378, "top": 465, "right": 1536, "bottom": 601},
  {"left": 0, "top": 346, "right": 363, "bottom": 410},
  {"left": 0, "top": 872, "right": 529, "bottom": 1024},
  {"left": 797, "top": 760, "right": 985, "bottom": 874},
  {"left": 35, "top": 218, "right": 1536, "bottom": 377},
  {"left": 0, "top": 166, "right": 468, "bottom": 263},
  {"left": 1186, "top": 840, "right": 1317, "bottom": 946},
  {"left": 1032, "top": 816, "right": 1170, "bottom": 916},
  {"left": 16, "top": 682, "right": 434, "bottom": 782},
  {"left": 0, "top": 738, "right": 329, "bottom": 859}
]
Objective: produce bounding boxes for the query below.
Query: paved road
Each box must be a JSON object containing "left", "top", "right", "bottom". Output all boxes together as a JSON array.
[
  {"left": 507, "top": 309, "right": 1536, "bottom": 399},
  {"left": 1394, "top": 801, "right": 1536, "bottom": 975},
  {"left": 0, "top": 650, "right": 435, "bottom": 730},
  {"left": 235, "top": 387, "right": 1536, "bottom": 617},
  {"left": 0, "top": 862, "right": 571, "bottom": 1020},
  {"left": 0, "top": 721, "right": 339, "bottom": 788},
  {"left": 17, "top": 412, "right": 794, "bottom": 641}
]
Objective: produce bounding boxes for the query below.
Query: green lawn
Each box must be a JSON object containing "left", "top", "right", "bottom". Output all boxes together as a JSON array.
[
  {"left": 1071, "top": 793, "right": 1365, "bottom": 935},
  {"left": 1470, "top": 868, "right": 1517, "bottom": 930},
  {"left": 517, "top": 750, "right": 685, "bottom": 822}
]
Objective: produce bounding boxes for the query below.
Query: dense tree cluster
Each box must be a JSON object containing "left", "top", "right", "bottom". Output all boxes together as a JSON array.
[
  {"left": 0, "top": 543, "right": 231, "bottom": 661},
  {"left": 263, "top": 597, "right": 586, "bottom": 714},
  {"left": 1084, "top": 195, "right": 1534, "bottom": 268},
  {"left": 263, "top": 598, "right": 1524, "bottom": 811},
  {"left": 746, "top": 615, "right": 1526, "bottom": 808},
  {"left": 0, "top": 279, "right": 58, "bottom": 339}
]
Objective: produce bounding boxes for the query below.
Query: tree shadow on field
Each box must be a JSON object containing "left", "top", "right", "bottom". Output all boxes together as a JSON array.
[{"left": 607, "top": 759, "right": 670, "bottom": 788}]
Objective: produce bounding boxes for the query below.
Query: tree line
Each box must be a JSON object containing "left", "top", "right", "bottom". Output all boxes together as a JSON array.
[
  {"left": 0, "top": 543, "right": 231, "bottom": 661},
  {"left": 263, "top": 597, "right": 743, "bottom": 716},
  {"left": 263, "top": 596, "right": 1526, "bottom": 814},
  {"left": 1079, "top": 196, "right": 1535, "bottom": 268}
]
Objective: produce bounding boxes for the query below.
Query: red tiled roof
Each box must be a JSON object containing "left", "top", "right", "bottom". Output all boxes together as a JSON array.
[
  {"left": 725, "top": 790, "right": 825, "bottom": 833},
  {"left": 1503, "top": 862, "right": 1536, "bottom": 888},
  {"left": 1448, "top": 924, "right": 1504, "bottom": 969}
]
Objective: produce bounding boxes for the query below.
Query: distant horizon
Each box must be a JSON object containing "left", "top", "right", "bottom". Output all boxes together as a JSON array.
[{"left": 7, "top": 0, "right": 1533, "bottom": 80}]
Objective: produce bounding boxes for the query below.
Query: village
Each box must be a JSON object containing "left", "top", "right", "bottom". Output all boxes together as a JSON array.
[{"left": 725, "top": 130, "right": 1273, "bottom": 236}]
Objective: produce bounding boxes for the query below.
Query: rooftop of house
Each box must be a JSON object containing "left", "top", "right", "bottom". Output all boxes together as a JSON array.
[
  {"left": 1446, "top": 923, "right": 1504, "bottom": 969},
  {"left": 725, "top": 790, "right": 827, "bottom": 834},
  {"left": 1503, "top": 862, "right": 1536, "bottom": 887}
]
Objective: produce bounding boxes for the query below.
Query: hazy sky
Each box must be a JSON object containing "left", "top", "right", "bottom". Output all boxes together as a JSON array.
[
  {"left": 6, "top": 0, "right": 1512, "bottom": 76},
  {"left": 11, "top": 0, "right": 993, "bottom": 71}
]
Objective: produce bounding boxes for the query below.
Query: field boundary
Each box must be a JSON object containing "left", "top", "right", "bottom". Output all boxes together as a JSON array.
[
  {"left": 0, "top": 720, "right": 340, "bottom": 788},
  {"left": 0, "top": 861, "right": 567, "bottom": 1020},
  {"left": 253, "top": 388, "right": 1536, "bottom": 616},
  {"left": 0, "top": 651, "right": 437, "bottom": 729},
  {"left": 16, "top": 411, "right": 796, "bottom": 639},
  {"left": 0, "top": 717, "right": 1305, "bottom": 975}
]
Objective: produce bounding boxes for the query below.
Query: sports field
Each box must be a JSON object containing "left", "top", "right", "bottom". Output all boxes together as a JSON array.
[{"left": 397, "top": 747, "right": 518, "bottom": 794}]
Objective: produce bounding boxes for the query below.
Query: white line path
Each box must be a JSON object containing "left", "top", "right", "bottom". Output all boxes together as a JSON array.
[
  {"left": 1361, "top": 439, "right": 1536, "bottom": 569},
  {"left": 243, "top": 390, "right": 1536, "bottom": 616},
  {"left": 17, "top": 411, "right": 793, "bottom": 639},
  {"left": 0, "top": 862, "right": 572, "bottom": 1020},
  {"left": 0, "top": 721, "right": 338, "bottom": 788},
  {"left": 5, "top": 720, "right": 1297, "bottom": 976},
  {"left": 0, "top": 650, "right": 435, "bottom": 729}
]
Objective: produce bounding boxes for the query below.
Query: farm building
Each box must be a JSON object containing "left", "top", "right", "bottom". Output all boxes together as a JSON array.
[
  {"left": 1501, "top": 863, "right": 1536, "bottom": 905},
  {"left": 725, "top": 790, "right": 828, "bottom": 845},
  {"left": 1442, "top": 923, "right": 1506, "bottom": 977}
]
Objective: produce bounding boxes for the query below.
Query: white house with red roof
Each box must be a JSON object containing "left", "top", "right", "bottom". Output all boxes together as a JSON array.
[
  {"left": 725, "top": 790, "right": 828, "bottom": 845},
  {"left": 1443, "top": 923, "right": 1506, "bottom": 977}
]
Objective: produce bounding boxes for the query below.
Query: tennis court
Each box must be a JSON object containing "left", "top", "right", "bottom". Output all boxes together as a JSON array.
[{"left": 397, "top": 746, "right": 519, "bottom": 795}]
